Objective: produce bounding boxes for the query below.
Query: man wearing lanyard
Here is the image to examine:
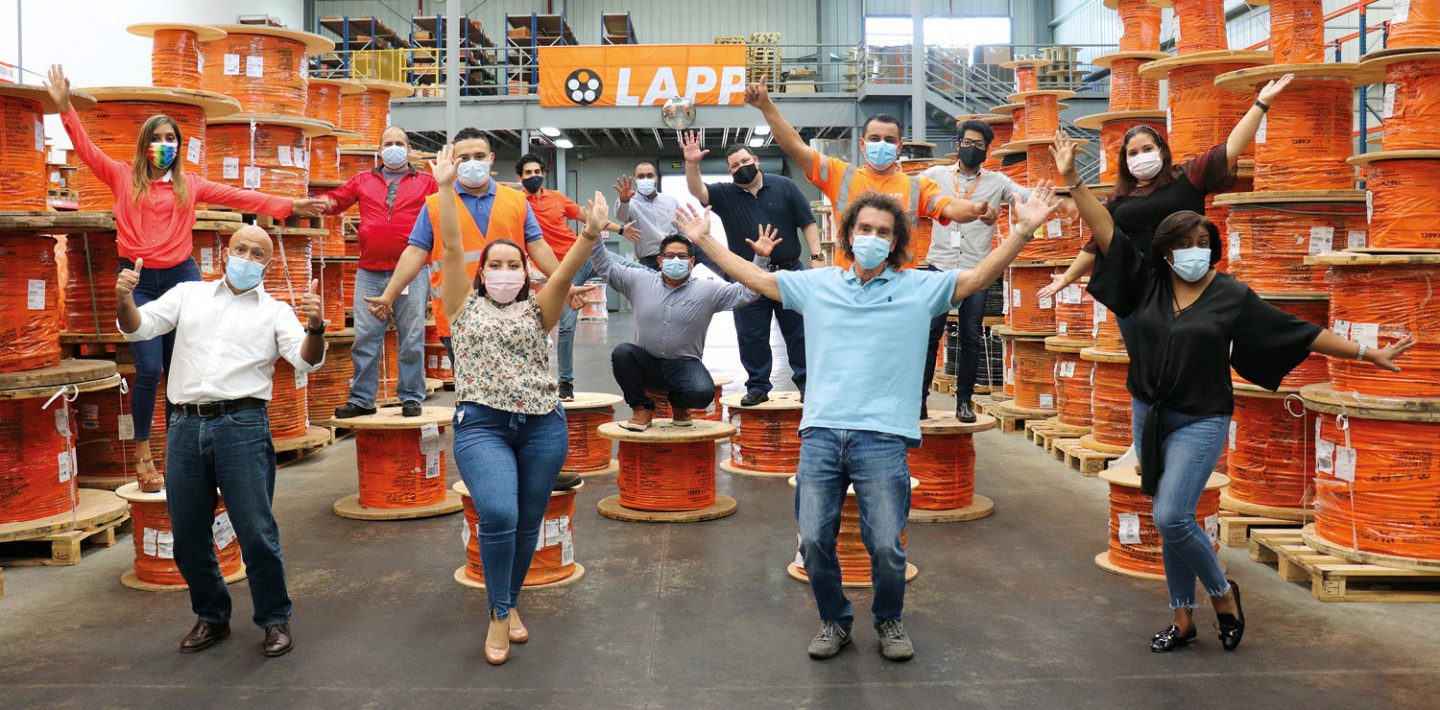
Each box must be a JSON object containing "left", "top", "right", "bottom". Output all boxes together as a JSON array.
[
  {"left": 681, "top": 131, "right": 821, "bottom": 405},
  {"left": 614, "top": 162, "right": 678, "bottom": 270}
]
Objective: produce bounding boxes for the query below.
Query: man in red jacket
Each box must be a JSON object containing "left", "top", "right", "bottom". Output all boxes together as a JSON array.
[{"left": 316, "top": 126, "right": 439, "bottom": 418}]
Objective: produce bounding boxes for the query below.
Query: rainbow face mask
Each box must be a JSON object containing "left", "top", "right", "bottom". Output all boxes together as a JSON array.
[{"left": 149, "top": 141, "right": 178, "bottom": 170}]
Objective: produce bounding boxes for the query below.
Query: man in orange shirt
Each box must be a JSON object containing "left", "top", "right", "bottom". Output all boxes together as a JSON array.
[
  {"left": 745, "top": 76, "right": 995, "bottom": 270},
  {"left": 515, "top": 153, "right": 635, "bottom": 400}
]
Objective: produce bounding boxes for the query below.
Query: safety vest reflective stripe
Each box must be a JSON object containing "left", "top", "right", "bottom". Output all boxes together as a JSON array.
[
  {"left": 430, "top": 249, "right": 484, "bottom": 267},
  {"left": 835, "top": 165, "right": 924, "bottom": 226}
]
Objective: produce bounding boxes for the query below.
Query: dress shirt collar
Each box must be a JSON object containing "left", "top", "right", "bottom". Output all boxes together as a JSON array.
[{"left": 843, "top": 264, "right": 896, "bottom": 285}]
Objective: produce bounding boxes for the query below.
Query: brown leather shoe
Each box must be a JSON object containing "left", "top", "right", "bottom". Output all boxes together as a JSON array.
[
  {"left": 262, "top": 624, "right": 293, "bottom": 657},
  {"left": 179, "top": 619, "right": 230, "bottom": 653}
]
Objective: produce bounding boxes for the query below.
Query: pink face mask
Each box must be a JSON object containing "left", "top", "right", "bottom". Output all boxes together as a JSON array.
[{"left": 483, "top": 269, "right": 527, "bottom": 303}]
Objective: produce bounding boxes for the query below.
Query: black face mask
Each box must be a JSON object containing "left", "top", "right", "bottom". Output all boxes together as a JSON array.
[
  {"left": 522, "top": 175, "right": 545, "bottom": 193},
  {"left": 732, "top": 163, "right": 759, "bottom": 185},
  {"left": 958, "top": 146, "right": 986, "bottom": 169}
]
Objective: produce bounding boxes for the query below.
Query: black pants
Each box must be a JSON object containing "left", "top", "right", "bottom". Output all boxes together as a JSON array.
[
  {"left": 611, "top": 343, "right": 715, "bottom": 411},
  {"left": 734, "top": 288, "right": 806, "bottom": 396},
  {"left": 923, "top": 275, "right": 992, "bottom": 408}
]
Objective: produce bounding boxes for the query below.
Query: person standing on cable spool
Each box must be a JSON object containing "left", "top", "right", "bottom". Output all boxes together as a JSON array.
[
  {"left": 1039, "top": 74, "right": 1296, "bottom": 304},
  {"left": 45, "top": 65, "right": 326, "bottom": 493},
  {"left": 427, "top": 145, "right": 600, "bottom": 666},
  {"left": 1053, "top": 131, "right": 1416, "bottom": 654},
  {"left": 745, "top": 74, "right": 995, "bottom": 271},
  {"left": 681, "top": 185, "right": 1063, "bottom": 663}
]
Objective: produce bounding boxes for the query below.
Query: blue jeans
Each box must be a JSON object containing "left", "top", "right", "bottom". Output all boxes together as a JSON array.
[
  {"left": 452, "top": 401, "right": 568, "bottom": 618},
  {"left": 556, "top": 259, "right": 597, "bottom": 385},
  {"left": 119, "top": 257, "right": 201, "bottom": 440},
  {"left": 924, "top": 275, "right": 990, "bottom": 404},
  {"left": 795, "top": 427, "right": 911, "bottom": 627},
  {"left": 165, "top": 406, "right": 291, "bottom": 627},
  {"left": 733, "top": 282, "right": 806, "bottom": 396},
  {"left": 610, "top": 343, "right": 714, "bottom": 411},
  {"left": 350, "top": 266, "right": 428, "bottom": 408},
  {"left": 1132, "top": 399, "right": 1232, "bottom": 609}
]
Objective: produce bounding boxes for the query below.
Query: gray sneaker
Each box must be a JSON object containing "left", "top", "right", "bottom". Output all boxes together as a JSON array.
[
  {"left": 807, "top": 621, "right": 852, "bottom": 659},
  {"left": 877, "top": 619, "right": 914, "bottom": 661}
]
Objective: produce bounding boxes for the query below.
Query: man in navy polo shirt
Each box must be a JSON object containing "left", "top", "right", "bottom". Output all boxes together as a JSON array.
[{"left": 682, "top": 131, "right": 822, "bottom": 406}]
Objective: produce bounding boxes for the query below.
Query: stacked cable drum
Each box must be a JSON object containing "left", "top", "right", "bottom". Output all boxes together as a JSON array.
[
  {"left": 788, "top": 477, "right": 921, "bottom": 587},
  {"left": 0, "top": 87, "right": 54, "bottom": 211},
  {"left": 115, "top": 483, "right": 245, "bottom": 591},
  {"left": 1075, "top": 0, "right": 1169, "bottom": 188},
  {"left": 595, "top": 419, "right": 738, "bottom": 523},
  {"left": 1223, "top": 386, "right": 1317, "bottom": 517},
  {"left": 1095, "top": 465, "right": 1228, "bottom": 579},
  {"left": 332, "top": 408, "right": 462, "bottom": 521},
  {"left": 720, "top": 392, "right": 804, "bottom": 477},
  {"left": 340, "top": 80, "right": 414, "bottom": 146},
  {"left": 424, "top": 323, "right": 452, "bottom": 387},
  {"left": 205, "top": 115, "right": 331, "bottom": 200},
  {"left": 1046, "top": 278, "right": 1096, "bottom": 435},
  {"left": 992, "top": 258, "right": 1066, "bottom": 424},
  {"left": 307, "top": 335, "right": 352, "bottom": 422},
  {"left": 126, "top": 23, "right": 227, "bottom": 91},
  {"left": 199, "top": 25, "right": 334, "bottom": 116},
  {"left": 1349, "top": 44, "right": 1440, "bottom": 250},
  {"left": 909, "top": 414, "right": 999, "bottom": 523},
  {"left": 1, "top": 233, "right": 63, "bottom": 372},
  {"left": 75, "top": 369, "right": 168, "bottom": 490},
  {"left": 560, "top": 393, "right": 621, "bottom": 477},
  {"left": 996, "top": 58, "right": 1086, "bottom": 259},
  {"left": 455, "top": 480, "right": 584, "bottom": 589}
]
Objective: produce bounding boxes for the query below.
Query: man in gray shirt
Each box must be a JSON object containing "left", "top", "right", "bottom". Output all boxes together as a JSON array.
[
  {"left": 591, "top": 232, "right": 761, "bottom": 430},
  {"left": 614, "top": 162, "right": 680, "bottom": 270}
]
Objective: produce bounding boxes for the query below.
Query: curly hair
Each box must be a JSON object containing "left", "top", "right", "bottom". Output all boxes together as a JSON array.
[{"left": 837, "top": 192, "right": 910, "bottom": 270}]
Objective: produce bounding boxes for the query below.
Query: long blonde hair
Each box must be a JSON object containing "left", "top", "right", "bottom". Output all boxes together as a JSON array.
[{"left": 131, "top": 114, "right": 189, "bottom": 206}]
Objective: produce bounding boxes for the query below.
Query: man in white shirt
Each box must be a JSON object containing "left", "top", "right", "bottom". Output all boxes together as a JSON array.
[
  {"left": 614, "top": 163, "right": 679, "bottom": 270},
  {"left": 117, "top": 225, "right": 326, "bottom": 659}
]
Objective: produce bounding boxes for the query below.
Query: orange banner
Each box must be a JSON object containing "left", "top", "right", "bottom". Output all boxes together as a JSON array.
[{"left": 539, "top": 45, "right": 748, "bottom": 108}]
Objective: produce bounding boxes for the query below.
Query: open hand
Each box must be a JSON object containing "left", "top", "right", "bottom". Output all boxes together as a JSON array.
[
  {"left": 673, "top": 203, "right": 713, "bottom": 242},
  {"left": 116, "top": 257, "right": 143, "bottom": 301},
  {"left": 429, "top": 144, "right": 458, "bottom": 186},
  {"left": 583, "top": 191, "right": 610, "bottom": 234},
  {"left": 681, "top": 130, "right": 709, "bottom": 163},
  {"left": 1013, "top": 181, "right": 1062, "bottom": 235},
  {"left": 1367, "top": 334, "right": 1417, "bottom": 373},
  {"left": 747, "top": 224, "right": 783, "bottom": 258},
  {"left": 1258, "top": 73, "right": 1294, "bottom": 105},
  {"left": 620, "top": 221, "right": 641, "bottom": 243},
  {"left": 291, "top": 198, "right": 326, "bottom": 217},
  {"left": 1036, "top": 273, "right": 1068, "bottom": 302},
  {"left": 1049, "top": 130, "right": 1081, "bottom": 184},
  {"left": 614, "top": 175, "right": 635, "bottom": 203},
  {"left": 45, "top": 65, "right": 71, "bottom": 113},
  {"left": 300, "top": 279, "right": 323, "bottom": 328}
]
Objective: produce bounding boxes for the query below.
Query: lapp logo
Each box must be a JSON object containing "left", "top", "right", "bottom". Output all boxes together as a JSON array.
[{"left": 565, "top": 69, "right": 602, "bottom": 106}]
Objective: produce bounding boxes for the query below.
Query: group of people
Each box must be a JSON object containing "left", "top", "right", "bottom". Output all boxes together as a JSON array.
[{"left": 46, "top": 60, "right": 1418, "bottom": 666}]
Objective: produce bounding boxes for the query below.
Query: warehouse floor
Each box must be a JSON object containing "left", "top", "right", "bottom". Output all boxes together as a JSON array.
[{"left": 2, "top": 312, "right": 1439, "bottom": 709}]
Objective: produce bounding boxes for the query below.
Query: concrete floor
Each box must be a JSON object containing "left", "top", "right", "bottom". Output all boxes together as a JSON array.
[{"left": 2, "top": 312, "right": 1439, "bottom": 709}]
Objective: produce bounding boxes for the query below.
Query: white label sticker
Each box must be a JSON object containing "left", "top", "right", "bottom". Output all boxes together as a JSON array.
[
  {"left": 35, "top": 120, "right": 44, "bottom": 153},
  {"left": 223, "top": 157, "right": 239, "bottom": 179},
  {"left": 1366, "top": 190, "right": 1374, "bottom": 223},
  {"left": 246, "top": 55, "right": 264, "bottom": 78},
  {"left": 49, "top": 170, "right": 60, "bottom": 184},
  {"left": 1004, "top": 366, "right": 1014, "bottom": 385},
  {"left": 544, "top": 518, "right": 562, "bottom": 547},
  {"left": 1351, "top": 322, "right": 1379, "bottom": 348},
  {"left": 461, "top": 520, "right": 473, "bottom": 546},
  {"left": 1308, "top": 226, "right": 1334, "bottom": 255},
  {"left": 1228, "top": 231, "right": 1241, "bottom": 262},
  {"left": 156, "top": 530, "right": 174, "bottom": 559},
  {"left": 1316, "top": 438, "right": 1336, "bottom": 474},
  {"left": 1205, "top": 513, "right": 1219, "bottom": 546},
  {"left": 197, "top": 50, "right": 204, "bottom": 74},
  {"left": 243, "top": 166, "right": 261, "bottom": 189},
  {"left": 57, "top": 450, "right": 73, "bottom": 483},
  {"left": 1228, "top": 420, "right": 1237, "bottom": 450},
  {"left": 294, "top": 369, "right": 307, "bottom": 389},
  {"left": 1383, "top": 83, "right": 1397, "bottom": 118},
  {"left": 54, "top": 408, "right": 70, "bottom": 437},
  {"left": 1118, "top": 512, "right": 1142, "bottom": 545},
  {"left": 1011, "top": 288, "right": 1021, "bottom": 308},
  {"left": 278, "top": 146, "right": 293, "bottom": 167},
  {"left": 1094, "top": 301, "right": 1106, "bottom": 321},
  {"left": 223, "top": 53, "right": 241, "bottom": 75},
  {"left": 143, "top": 528, "right": 158, "bottom": 557},
  {"left": 1335, "top": 446, "right": 1357, "bottom": 482},
  {"left": 426, "top": 354, "right": 437, "bottom": 369},
  {"left": 425, "top": 452, "right": 440, "bottom": 479},
  {"left": 117, "top": 413, "right": 135, "bottom": 441},
  {"left": 1166, "top": 106, "right": 1173, "bottom": 134},
  {"left": 1333, "top": 319, "right": 1351, "bottom": 339},
  {"left": 1039, "top": 393, "right": 1054, "bottom": 409},
  {"left": 441, "top": 356, "right": 452, "bottom": 370},
  {"left": 1046, "top": 219, "right": 1062, "bottom": 238},
  {"left": 1395, "top": 0, "right": 1412, "bottom": 23},
  {"left": 212, "top": 511, "right": 237, "bottom": 549},
  {"left": 27, "top": 279, "right": 45, "bottom": 310},
  {"left": 1057, "top": 322, "right": 1068, "bottom": 336},
  {"left": 1039, "top": 294, "right": 1053, "bottom": 310},
  {"left": 187, "top": 136, "right": 201, "bottom": 164},
  {"left": 1060, "top": 361, "right": 1076, "bottom": 378},
  {"left": 419, "top": 423, "right": 443, "bottom": 455},
  {"left": 561, "top": 535, "right": 575, "bottom": 566},
  {"left": 1347, "top": 229, "right": 1366, "bottom": 250},
  {"left": 1059, "top": 284, "right": 1080, "bottom": 305},
  {"left": 1255, "top": 115, "right": 1267, "bottom": 144},
  {"left": 200, "top": 247, "right": 214, "bottom": 273}
]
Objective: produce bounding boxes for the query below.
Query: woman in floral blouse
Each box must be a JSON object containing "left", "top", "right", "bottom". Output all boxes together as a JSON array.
[{"left": 430, "top": 144, "right": 608, "bottom": 666}]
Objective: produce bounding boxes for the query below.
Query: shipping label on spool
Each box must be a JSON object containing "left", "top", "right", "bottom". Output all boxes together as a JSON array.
[
  {"left": 1395, "top": 0, "right": 1411, "bottom": 23},
  {"left": 34, "top": 120, "right": 44, "bottom": 153},
  {"left": 200, "top": 248, "right": 214, "bottom": 273},
  {"left": 223, "top": 157, "right": 239, "bottom": 180},
  {"left": 1316, "top": 437, "right": 1335, "bottom": 475},
  {"left": 1060, "top": 361, "right": 1076, "bottom": 378},
  {"left": 1228, "top": 231, "right": 1241, "bottom": 262},
  {"left": 1046, "top": 219, "right": 1062, "bottom": 239},
  {"left": 156, "top": 530, "right": 174, "bottom": 559},
  {"left": 1228, "top": 420, "right": 1237, "bottom": 450},
  {"left": 1383, "top": 84, "right": 1397, "bottom": 119},
  {"left": 424, "top": 453, "right": 440, "bottom": 479},
  {"left": 1039, "top": 393, "right": 1054, "bottom": 409},
  {"left": 1335, "top": 445, "right": 1357, "bottom": 482},
  {"left": 561, "top": 527, "right": 575, "bottom": 566},
  {"left": 57, "top": 449, "right": 74, "bottom": 483},
  {"left": 117, "top": 414, "right": 135, "bottom": 441},
  {"left": 293, "top": 369, "right": 307, "bottom": 389},
  {"left": 278, "top": 146, "right": 293, "bottom": 167},
  {"left": 212, "top": 511, "right": 237, "bottom": 549},
  {"left": 246, "top": 55, "right": 264, "bottom": 78},
  {"left": 55, "top": 409, "right": 70, "bottom": 437},
  {"left": 1040, "top": 293, "right": 1053, "bottom": 310},
  {"left": 27, "top": 279, "right": 45, "bottom": 310},
  {"left": 1058, "top": 322, "right": 1068, "bottom": 336},
  {"left": 1118, "top": 512, "right": 1142, "bottom": 544},
  {"left": 223, "top": 54, "right": 240, "bottom": 76},
  {"left": 544, "top": 518, "right": 562, "bottom": 547},
  {"left": 1351, "top": 322, "right": 1378, "bottom": 348},
  {"left": 1347, "top": 230, "right": 1366, "bottom": 250},
  {"left": 461, "top": 520, "right": 472, "bottom": 546},
  {"left": 187, "top": 137, "right": 201, "bottom": 164},
  {"left": 1205, "top": 513, "right": 1219, "bottom": 546},
  {"left": 1255, "top": 116, "right": 1267, "bottom": 144},
  {"left": 243, "top": 166, "right": 261, "bottom": 189},
  {"left": 1011, "top": 288, "right": 1021, "bottom": 309},
  {"left": 143, "top": 528, "right": 158, "bottom": 557},
  {"left": 1333, "top": 319, "right": 1351, "bottom": 339},
  {"left": 1366, "top": 190, "right": 1374, "bottom": 223},
  {"left": 1309, "top": 226, "right": 1334, "bottom": 255},
  {"left": 1060, "top": 284, "right": 1082, "bottom": 305}
]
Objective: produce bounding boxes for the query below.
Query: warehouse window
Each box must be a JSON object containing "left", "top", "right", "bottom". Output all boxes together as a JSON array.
[{"left": 863, "top": 16, "right": 1012, "bottom": 48}]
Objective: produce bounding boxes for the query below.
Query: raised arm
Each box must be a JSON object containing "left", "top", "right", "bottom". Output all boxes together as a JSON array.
[
  {"left": 938, "top": 196, "right": 993, "bottom": 225},
  {"left": 1053, "top": 131, "right": 1115, "bottom": 255},
  {"left": 429, "top": 146, "right": 471, "bottom": 322},
  {"left": 676, "top": 204, "right": 781, "bottom": 302},
  {"left": 190, "top": 173, "right": 323, "bottom": 219},
  {"left": 537, "top": 193, "right": 608, "bottom": 330},
  {"left": 681, "top": 130, "right": 711, "bottom": 205},
  {"left": 1226, "top": 74, "right": 1293, "bottom": 172},
  {"left": 315, "top": 173, "right": 363, "bottom": 215},
  {"left": 744, "top": 75, "right": 816, "bottom": 171},
  {"left": 49, "top": 66, "right": 128, "bottom": 186},
  {"left": 952, "top": 185, "right": 1060, "bottom": 303}
]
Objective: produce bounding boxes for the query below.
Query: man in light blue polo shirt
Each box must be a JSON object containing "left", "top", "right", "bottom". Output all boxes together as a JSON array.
[{"left": 677, "top": 184, "right": 1059, "bottom": 663}]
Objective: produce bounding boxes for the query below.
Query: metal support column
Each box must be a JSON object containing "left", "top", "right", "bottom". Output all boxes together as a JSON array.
[
  {"left": 445, "top": 0, "right": 461, "bottom": 141},
  {"left": 910, "top": 0, "right": 925, "bottom": 143}
]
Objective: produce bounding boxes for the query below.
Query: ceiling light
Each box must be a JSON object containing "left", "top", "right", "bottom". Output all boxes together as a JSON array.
[
  {"left": 554, "top": 138, "right": 575, "bottom": 149},
  {"left": 753, "top": 125, "right": 771, "bottom": 135},
  {"left": 748, "top": 137, "right": 765, "bottom": 147},
  {"left": 539, "top": 126, "right": 562, "bottom": 137}
]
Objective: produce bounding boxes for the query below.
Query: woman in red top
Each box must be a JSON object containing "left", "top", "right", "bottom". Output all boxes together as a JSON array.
[{"left": 47, "top": 65, "right": 325, "bottom": 492}]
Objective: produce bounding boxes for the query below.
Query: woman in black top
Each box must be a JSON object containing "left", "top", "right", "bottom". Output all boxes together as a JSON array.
[
  {"left": 1038, "top": 74, "right": 1295, "bottom": 302},
  {"left": 1053, "top": 132, "right": 1415, "bottom": 653}
]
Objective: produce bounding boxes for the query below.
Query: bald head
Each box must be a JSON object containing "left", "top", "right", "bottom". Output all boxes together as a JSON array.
[
  {"left": 230, "top": 225, "right": 273, "bottom": 261},
  {"left": 635, "top": 162, "right": 657, "bottom": 180},
  {"left": 380, "top": 126, "right": 409, "bottom": 150}
]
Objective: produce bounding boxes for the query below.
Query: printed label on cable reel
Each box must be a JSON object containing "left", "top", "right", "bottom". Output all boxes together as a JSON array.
[{"left": 1118, "top": 512, "right": 1142, "bottom": 545}]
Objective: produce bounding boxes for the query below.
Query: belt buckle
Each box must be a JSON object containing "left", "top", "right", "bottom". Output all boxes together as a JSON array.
[{"left": 196, "top": 401, "right": 224, "bottom": 417}]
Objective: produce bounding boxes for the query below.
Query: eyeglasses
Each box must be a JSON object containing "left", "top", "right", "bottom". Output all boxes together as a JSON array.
[
  {"left": 958, "top": 139, "right": 987, "bottom": 149},
  {"left": 661, "top": 253, "right": 691, "bottom": 260}
]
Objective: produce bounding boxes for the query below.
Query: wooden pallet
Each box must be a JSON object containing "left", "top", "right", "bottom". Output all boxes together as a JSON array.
[
  {"left": 0, "top": 514, "right": 130, "bottom": 567},
  {"left": 1248, "top": 529, "right": 1440, "bottom": 602},
  {"left": 210, "top": 208, "right": 317, "bottom": 230},
  {"left": 1052, "top": 439, "right": 1117, "bottom": 476},
  {"left": 1027, "top": 422, "right": 1081, "bottom": 456},
  {"left": 1217, "top": 512, "right": 1306, "bottom": 548},
  {"left": 931, "top": 373, "right": 957, "bottom": 395}
]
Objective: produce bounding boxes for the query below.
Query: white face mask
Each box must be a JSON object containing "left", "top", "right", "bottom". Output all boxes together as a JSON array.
[
  {"left": 457, "top": 159, "right": 491, "bottom": 189},
  {"left": 1127, "top": 151, "right": 1164, "bottom": 181}
]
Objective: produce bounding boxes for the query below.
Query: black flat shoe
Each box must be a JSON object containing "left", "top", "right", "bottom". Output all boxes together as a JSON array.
[
  {"left": 1218, "top": 580, "right": 1245, "bottom": 651},
  {"left": 1150, "top": 624, "right": 1196, "bottom": 653}
]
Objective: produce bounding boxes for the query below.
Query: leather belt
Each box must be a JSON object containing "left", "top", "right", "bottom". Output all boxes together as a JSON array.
[{"left": 176, "top": 397, "right": 268, "bottom": 418}]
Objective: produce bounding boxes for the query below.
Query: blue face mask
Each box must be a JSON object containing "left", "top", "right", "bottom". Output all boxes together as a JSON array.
[
  {"left": 661, "top": 257, "right": 691, "bottom": 280},
  {"left": 226, "top": 255, "right": 267, "bottom": 291},
  {"left": 1169, "top": 246, "right": 1211, "bottom": 282},
  {"left": 864, "top": 140, "right": 898, "bottom": 170},
  {"left": 851, "top": 234, "right": 891, "bottom": 270}
]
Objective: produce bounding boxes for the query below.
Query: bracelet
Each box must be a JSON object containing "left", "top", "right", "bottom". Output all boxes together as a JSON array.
[
  {"left": 1255, "top": 99, "right": 1271, "bottom": 112},
  {"left": 1065, "top": 178, "right": 1085, "bottom": 191},
  {"left": 810, "top": 254, "right": 825, "bottom": 261},
  {"left": 1355, "top": 342, "right": 1368, "bottom": 361}
]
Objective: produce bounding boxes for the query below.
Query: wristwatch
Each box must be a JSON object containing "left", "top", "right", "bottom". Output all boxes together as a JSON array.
[
  {"left": 306, "top": 324, "right": 326, "bottom": 336},
  {"left": 810, "top": 254, "right": 825, "bottom": 261},
  {"left": 1255, "top": 99, "right": 1271, "bottom": 112}
]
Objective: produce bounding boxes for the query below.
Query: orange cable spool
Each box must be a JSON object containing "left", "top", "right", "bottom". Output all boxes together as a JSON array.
[
  {"left": 1012, "top": 338, "right": 1058, "bottom": 410},
  {"left": 1379, "top": 59, "right": 1440, "bottom": 152},
  {"left": 1006, "top": 266, "right": 1058, "bottom": 332},
  {"left": 309, "top": 134, "right": 341, "bottom": 183},
  {"left": 1227, "top": 391, "right": 1316, "bottom": 509},
  {"left": 1117, "top": 0, "right": 1163, "bottom": 52},
  {"left": 1167, "top": 64, "right": 1262, "bottom": 164},
  {"left": 1098, "top": 118, "right": 1164, "bottom": 185},
  {"left": 1363, "top": 159, "right": 1440, "bottom": 250},
  {"left": 268, "top": 359, "right": 310, "bottom": 441},
  {"left": 727, "top": 408, "right": 803, "bottom": 473},
  {"left": 258, "top": 232, "right": 313, "bottom": 313},
  {"left": 0, "top": 399, "right": 76, "bottom": 524},
  {"left": 1003, "top": 337, "right": 1016, "bottom": 398},
  {"left": 307, "top": 339, "right": 352, "bottom": 417},
  {"left": 425, "top": 343, "right": 453, "bottom": 384},
  {"left": 1025, "top": 143, "right": 1058, "bottom": 186},
  {"left": 76, "top": 374, "right": 168, "bottom": 484},
  {"left": 1015, "top": 65, "right": 1040, "bottom": 93},
  {"left": 1326, "top": 264, "right": 1440, "bottom": 398},
  {"left": 192, "top": 230, "right": 226, "bottom": 279},
  {"left": 0, "top": 236, "right": 62, "bottom": 373},
  {"left": 1230, "top": 299, "right": 1330, "bottom": 388},
  {"left": 317, "top": 260, "right": 347, "bottom": 332},
  {"left": 0, "top": 94, "right": 49, "bottom": 210},
  {"left": 1254, "top": 81, "right": 1355, "bottom": 191},
  {"left": 460, "top": 485, "right": 580, "bottom": 586},
  {"left": 63, "top": 233, "right": 120, "bottom": 337},
  {"left": 1226, "top": 203, "right": 1365, "bottom": 293},
  {"left": 1055, "top": 280, "right": 1095, "bottom": 339},
  {"left": 206, "top": 123, "right": 309, "bottom": 200},
  {"left": 126, "top": 493, "right": 243, "bottom": 586},
  {"left": 1168, "top": 0, "right": 1229, "bottom": 55},
  {"left": 1092, "top": 302, "right": 1126, "bottom": 351},
  {"left": 1269, "top": 0, "right": 1328, "bottom": 64},
  {"left": 355, "top": 428, "right": 448, "bottom": 509},
  {"left": 73, "top": 100, "right": 207, "bottom": 210},
  {"left": 150, "top": 30, "right": 205, "bottom": 89},
  {"left": 341, "top": 88, "right": 392, "bottom": 146},
  {"left": 1380, "top": 0, "right": 1440, "bottom": 49},
  {"left": 616, "top": 440, "right": 718, "bottom": 511},
  {"left": 200, "top": 33, "right": 309, "bottom": 116},
  {"left": 647, "top": 386, "right": 724, "bottom": 421},
  {"left": 793, "top": 490, "right": 912, "bottom": 586},
  {"left": 1312, "top": 412, "right": 1440, "bottom": 560},
  {"left": 1023, "top": 211, "right": 1088, "bottom": 261},
  {"left": 910, "top": 217, "right": 933, "bottom": 269},
  {"left": 563, "top": 408, "right": 615, "bottom": 473},
  {"left": 1109, "top": 59, "right": 1162, "bottom": 112},
  {"left": 908, "top": 432, "right": 976, "bottom": 510},
  {"left": 1055, "top": 352, "right": 1095, "bottom": 428},
  {"left": 378, "top": 328, "right": 401, "bottom": 403},
  {"left": 1023, "top": 94, "right": 1060, "bottom": 138},
  {"left": 338, "top": 150, "right": 376, "bottom": 182},
  {"left": 306, "top": 81, "right": 344, "bottom": 127},
  {"left": 983, "top": 121, "right": 1014, "bottom": 170},
  {"left": 1090, "top": 359, "right": 1134, "bottom": 448},
  {"left": 315, "top": 215, "right": 346, "bottom": 257},
  {"left": 1105, "top": 477, "right": 1222, "bottom": 575},
  {"left": 1010, "top": 106, "right": 1028, "bottom": 142}
]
